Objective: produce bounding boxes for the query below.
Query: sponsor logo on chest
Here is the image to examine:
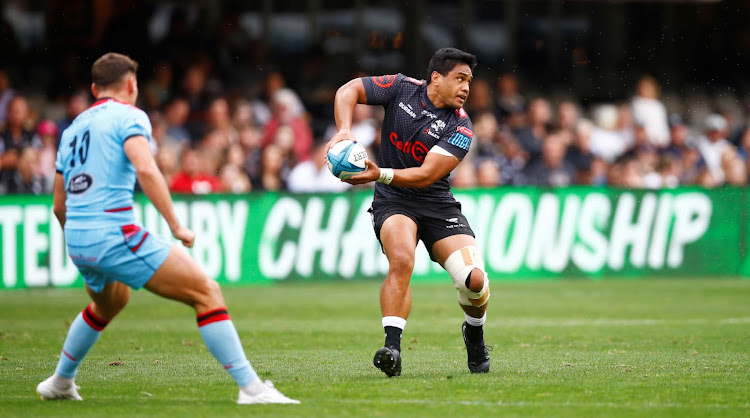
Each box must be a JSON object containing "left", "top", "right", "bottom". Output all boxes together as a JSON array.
[
  {"left": 423, "top": 119, "right": 446, "bottom": 140},
  {"left": 399, "top": 102, "right": 417, "bottom": 118}
]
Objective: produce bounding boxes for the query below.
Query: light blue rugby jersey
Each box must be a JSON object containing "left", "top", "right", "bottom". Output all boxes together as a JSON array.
[{"left": 55, "top": 98, "right": 152, "bottom": 229}]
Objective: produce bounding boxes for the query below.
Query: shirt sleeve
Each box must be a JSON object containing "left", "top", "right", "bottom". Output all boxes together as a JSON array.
[
  {"left": 54, "top": 147, "right": 64, "bottom": 173},
  {"left": 120, "top": 107, "right": 152, "bottom": 144},
  {"left": 362, "top": 73, "right": 407, "bottom": 106},
  {"left": 437, "top": 115, "right": 474, "bottom": 160}
]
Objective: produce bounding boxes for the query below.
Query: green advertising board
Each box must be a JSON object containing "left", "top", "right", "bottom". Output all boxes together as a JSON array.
[{"left": 0, "top": 186, "right": 747, "bottom": 289}]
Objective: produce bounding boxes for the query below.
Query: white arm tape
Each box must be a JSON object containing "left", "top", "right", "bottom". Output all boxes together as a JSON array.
[
  {"left": 377, "top": 168, "right": 394, "bottom": 184},
  {"left": 429, "top": 145, "right": 455, "bottom": 157}
]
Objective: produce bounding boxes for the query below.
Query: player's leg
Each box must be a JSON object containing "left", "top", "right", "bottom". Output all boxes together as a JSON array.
[
  {"left": 373, "top": 214, "right": 418, "bottom": 377},
  {"left": 431, "top": 234, "right": 491, "bottom": 373},
  {"left": 37, "top": 281, "right": 130, "bottom": 401},
  {"left": 144, "top": 244, "right": 298, "bottom": 404}
]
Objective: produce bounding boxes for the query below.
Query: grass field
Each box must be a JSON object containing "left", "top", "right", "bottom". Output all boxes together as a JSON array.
[{"left": 2, "top": 279, "right": 750, "bottom": 417}]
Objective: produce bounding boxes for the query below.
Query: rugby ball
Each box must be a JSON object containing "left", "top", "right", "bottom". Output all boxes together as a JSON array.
[{"left": 326, "top": 140, "right": 368, "bottom": 179}]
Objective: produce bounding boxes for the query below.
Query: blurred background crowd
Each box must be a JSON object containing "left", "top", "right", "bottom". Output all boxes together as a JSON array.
[{"left": 1, "top": 0, "right": 749, "bottom": 195}]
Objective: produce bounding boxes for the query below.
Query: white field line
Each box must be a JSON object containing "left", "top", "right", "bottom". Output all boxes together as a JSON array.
[
  {"left": 14, "top": 395, "right": 749, "bottom": 410},
  {"left": 492, "top": 317, "right": 750, "bottom": 327},
  {"left": 330, "top": 398, "right": 750, "bottom": 410}
]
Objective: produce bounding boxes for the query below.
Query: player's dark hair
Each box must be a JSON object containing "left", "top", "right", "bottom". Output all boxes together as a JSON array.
[
  {"left": 426, "top": 48, "right": 477, "bottom": 84},
  {"left": 91, "top": 53, "right": 138, "bottom": 88}
]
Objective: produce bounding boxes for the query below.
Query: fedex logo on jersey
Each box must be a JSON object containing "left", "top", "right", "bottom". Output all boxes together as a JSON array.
[
  {"left": 456, "top": 126, "right": 473, "bottom": 138},
  {"left": 448, "top": 130, "right": 471, "bottom": 151}
]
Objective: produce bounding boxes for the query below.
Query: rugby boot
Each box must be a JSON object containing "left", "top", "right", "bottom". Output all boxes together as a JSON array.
[
  {"left": 36, "top": 375, "right": 83, "bottom": 401},
  {"left": 237, "top": 380, "right": 300, "bottom": 404},
  {"left": 373, "top": 346, "right": 401, "bottom": 377},
  {"left": 462, "top": 321, "right": 491, "bottom": 373}
]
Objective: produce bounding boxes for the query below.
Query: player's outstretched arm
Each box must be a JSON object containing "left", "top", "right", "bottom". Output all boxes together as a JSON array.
[
  {"left": 345, "top": 152, "right": 460, "bottom": 188},
  {"left": 123, "top": 135, "right": 195, "bottom": 248},
  {"left": 327, "top": 78, "right": 368, "bottom": 151},
  {"left": 52, "top": 173, "right": 67, "bottom": 227}
]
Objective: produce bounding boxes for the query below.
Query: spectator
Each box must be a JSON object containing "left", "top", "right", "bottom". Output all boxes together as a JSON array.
[
  {"left": 0, "top": 69, "right": 15, "bottom": 126},
  {"left": 57, "top": 91, "right": 90, "bottom": 142},
  {"left": 470, "top": 112, "right": 501, "bottom": 161},
  {"left": 219, "top": 164, "right": 251, "bottom": 193},
  {"left": 588, "top": 104, "right": 632, "bottom": 163},
  {"left": 494, "top": 73, "right": 525, "bottom": 124},
  {"left": 163, "top": 97, "right": 191, "bottom": 144},
  {"left": 450, "top": 157, "right": 478, "bottom": 188},
  {"left": 262, "top": 88, "right": 313, "bottom": 163},
  {"left": 350, "top": 104, "right": 378, "bottom": 149},
  {"left": 631, "top": 75, "right": 670, "bottom": 147},
  {"left": 464, "top": 78, "right": 493, "bottom": 118},
  {"left": 513, "top": 97, "right": 551, "bottom": 161},
  {"left": 35, "top": 119, "right": 58, "bottom": 193},
  {"left": 259, "top": 143, "right": 288, "bottom": 191},
  {"left": 555, "top": 100, "right": 580, "bottom": 138},
  {"left": 663, "top": 114, "right": 694, "bottom": 160},
  {"left": 142, "top": 61, "right": 173, "bottom": 111},
  {"left": 170, "top": 148, "right": 222, "bottom": 194},
  {"left": 655, "top": 155, "right": 682, "bottom": 188},
  {"left": 206, "top": 97, "right": 238, "bottom": 144},
  {"left": 286, "top": 140, "right": 351, "bottom": 193},
  {"left": 495, "top": 129, "right": 527, "bottom": 185},
  {"left": 476, "top": 159, "right": 501, "bottom": 187},
  {"left": 4, "top": 147, "right": 45, "bottom": 194},
  {"left": 232, "top": 99, "right": 254, "bottom": 128},
  {"left": 155, "top": 144, "right": 180, "bottom": 186},
  {"left": 1, "top": 96, "right": 37, "bottom": 182},
  {"left": 180, "top": 64, "right": 210, "bottom": 138},
  {"left": 520, "top": 132, "right": 575, "bottom": 186},
  {"left": 221, "top": 143, "right": 252, "bottom": 193},
  {"left": 567, "top": 120, "right": 597, "bottom": 184},
  {"left": 619, "top": 156, "right": 645, "bottom": 188},
  {"left": 696, "top": 114, "right": 733, "bottom": 184},
  {"left": 251, "top": 70, "right": 286, "bottom": 126},
  {"left": 723, "top": 154, "right": 747, "bottom": 186},
  {"left": 237, "top": 124, "right": 264, "bottom": 190}
]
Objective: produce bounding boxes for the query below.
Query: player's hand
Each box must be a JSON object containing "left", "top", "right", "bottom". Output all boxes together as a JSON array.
[
  {"left": 171, "top": 225, "right": 195, "bottom": 248},
  {"left": 343, "top": 159, "right": 380, "bottom": 185},
  {"left": 326, "top": 128, "right": 356, "bottom": 152}
]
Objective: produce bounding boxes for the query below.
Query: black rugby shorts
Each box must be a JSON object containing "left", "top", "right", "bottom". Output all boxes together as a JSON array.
[{"left": 369, "top": 198, "right": 475, "bottom": 259}]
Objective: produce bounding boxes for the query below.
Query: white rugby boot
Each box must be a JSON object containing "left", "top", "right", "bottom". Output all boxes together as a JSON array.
[
  {"left": 237, "top": 379, "right": 300, "bottom": 404},
  {"left": 36, "top": 375, "right": 83, "bottom": 401}
]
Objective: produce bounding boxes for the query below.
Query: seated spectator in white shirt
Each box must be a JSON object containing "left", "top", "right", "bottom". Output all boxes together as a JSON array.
[{"left": 287, "top": 140, "right": 352, "bottom": 193}]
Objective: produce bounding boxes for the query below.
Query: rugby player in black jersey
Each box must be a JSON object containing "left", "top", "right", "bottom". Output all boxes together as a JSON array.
[{"left": 327, "top": 48, "right": 491, "bottom": 377}]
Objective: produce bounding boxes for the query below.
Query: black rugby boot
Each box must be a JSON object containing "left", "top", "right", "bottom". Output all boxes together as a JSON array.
[
  {"left": 462, "top": 321, "right": 491, "bottom": 373},
  {"left": 373, "top": 346, "right": 402, "bottom": 377}
]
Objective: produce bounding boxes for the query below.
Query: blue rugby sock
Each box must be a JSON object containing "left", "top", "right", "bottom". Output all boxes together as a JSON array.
[
  {"left": 55, "top": 305, "right": 108, "bottom": 378},
  {"left": 197, "top": 308, "right": 258, "bottom": 387}
]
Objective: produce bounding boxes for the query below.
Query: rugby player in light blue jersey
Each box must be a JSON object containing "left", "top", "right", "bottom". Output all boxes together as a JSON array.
[{"left": 36, "top": 53, "right": 298, "bottom": 405}]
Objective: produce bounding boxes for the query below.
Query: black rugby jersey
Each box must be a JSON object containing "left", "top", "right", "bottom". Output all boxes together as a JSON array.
[{"left": 363, "top": 73, "right": 474, "bottom": 202}]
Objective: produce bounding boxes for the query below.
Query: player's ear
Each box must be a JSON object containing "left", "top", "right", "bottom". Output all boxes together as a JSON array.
[
  {"left": 91, "top": 83, "right": 98, "bottom": 98},
  {"left": 431, "top": 71, "right": 441, "bottom": 86},
  {"left": 127, "top": 75, "right": 137, "bottom": 94}
]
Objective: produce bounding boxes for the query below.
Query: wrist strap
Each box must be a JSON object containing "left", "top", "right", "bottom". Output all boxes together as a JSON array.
[{"left": 377, "top": 168, "right": 394, "bottom": 184}]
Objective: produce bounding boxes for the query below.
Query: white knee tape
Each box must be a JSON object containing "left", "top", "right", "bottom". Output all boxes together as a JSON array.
[{"left": 443, "top": 246, "right": 490, "bottom": 307}]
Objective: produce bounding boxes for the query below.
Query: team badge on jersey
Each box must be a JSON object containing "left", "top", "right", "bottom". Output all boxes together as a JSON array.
[{"left": 373, "top": 75, "right": 397, "bottom": 88}]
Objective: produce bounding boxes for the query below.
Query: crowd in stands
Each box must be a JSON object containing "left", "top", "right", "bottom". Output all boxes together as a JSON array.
[{"left": 1, "top": 63, "right": 749, "bottom": 196}]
